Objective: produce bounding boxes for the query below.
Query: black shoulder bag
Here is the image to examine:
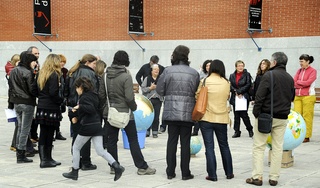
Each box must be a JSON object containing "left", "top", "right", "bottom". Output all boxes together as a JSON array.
[{"left": 257, "top": 71, "right": 273, "bottom": 133}]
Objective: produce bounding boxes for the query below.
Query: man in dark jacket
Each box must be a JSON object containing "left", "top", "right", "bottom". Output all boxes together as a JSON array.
[
  {"left": 135, "top": 55, "right": 164, "bottom": 86},
  {"left": 246, "top": 52, "right": 295, "bottom": 186},
  {"left": 156, "top": 45, "right": 200, "bottom": 181}
]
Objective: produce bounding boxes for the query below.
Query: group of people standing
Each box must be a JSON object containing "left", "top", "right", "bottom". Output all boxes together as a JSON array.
[{"left": 5, "top": 44, "right": 317, "bottom": 185}]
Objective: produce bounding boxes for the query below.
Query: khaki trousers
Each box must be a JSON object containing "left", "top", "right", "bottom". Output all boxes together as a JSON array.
[
  {"left": 294, "top": 95, "right": 316, "bottom": 138},
  {"left": 252, "top": 118, "right": 287, "bottom": 181}
]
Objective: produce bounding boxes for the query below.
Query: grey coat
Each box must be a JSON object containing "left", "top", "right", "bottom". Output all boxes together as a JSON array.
[
  {"left": 156, "top": 63, "right": 200, "bottom": 122},
  {"left": 99, "top": 64, "right": 137, "bottom": 119}
]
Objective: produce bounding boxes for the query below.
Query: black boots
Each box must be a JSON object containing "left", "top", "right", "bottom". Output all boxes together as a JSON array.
[
  {"left": 248, "top": 130, "right": 254, "bottom": 137},
  {"left": 111, "top": 162, "right": 125, "bottom": 181},
  {"left": 16, "top": 149, "right": 33, "bottom": 163},
  {"left": 39, "top": 145, "right": 61, "bottom": 168},
  {"left": 39, "top": 145, "right": 56, "bottom": 168},
  {"left": 46, "top": 145, "right": 61, "bottom": 166},
  {"left": 55, "top": 132, "right": 66, "bottom": 140},
  {"left": 63, "top": 168, "right": 79, "bottom": 180},
  {"left": 232, "top": 131, "right": 241, "bottom": 138}
]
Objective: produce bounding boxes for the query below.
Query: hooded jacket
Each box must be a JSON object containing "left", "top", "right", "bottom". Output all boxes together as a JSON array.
[
  {"left": 99, "top": 64, "right": 137, "bottom": 119},
  {"left": 253, "top": 64, "right": 295, "bottom": 119}
]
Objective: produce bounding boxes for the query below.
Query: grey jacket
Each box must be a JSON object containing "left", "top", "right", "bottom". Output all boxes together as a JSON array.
[
  {"left": 156, "top": 63, "right": 200, "bottom": 122},
  {"left": 99, "top": 65, "right": 137, "bottom": 119}
]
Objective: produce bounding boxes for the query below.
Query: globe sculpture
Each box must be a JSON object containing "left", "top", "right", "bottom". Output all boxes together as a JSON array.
[
  {"left": 267, "top": 110, "right": 306, "bottom": 150},
  {"left": 133, "top": 93, "right": 155, "bottom": 131},
  {"left": 190, "top": 136, "right": 202, "bottom": 155}
]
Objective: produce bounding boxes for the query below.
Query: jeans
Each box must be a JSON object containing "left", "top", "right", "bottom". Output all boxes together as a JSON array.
[
  {"left": 199, "top": 121, "right": 233, "bottom": 178},
  {"left": 107, "top": 120, "right": 148, "bottom": 169},
  {"left": 166, "top": 121, "right": 193, "bottom": 177},
  {"left": 14, "top": 104, "right": 35, "bottom": 150},
  {"left": 73, "top": 135, "right": 115, "bottom": 169},
  {"left": 69, "top": 110, "right": 92, "bottom": 166}
]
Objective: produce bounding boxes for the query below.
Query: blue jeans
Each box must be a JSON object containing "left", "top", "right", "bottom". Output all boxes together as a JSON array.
[
  {"left": 14, "top": 104, "right": 35, "bottom": 150},
  {"left": 199, "top": 121, "right": 233, "bottom": 178}
]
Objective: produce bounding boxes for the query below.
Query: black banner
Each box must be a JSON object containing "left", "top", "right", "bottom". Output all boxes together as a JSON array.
[
  {"left": 248, "top": 0, "right": 262, "bottom": 30},
  {"left": 34, "top": 0, "right": 51, "bottom": 35},
  {"left": 129, "top": 0, "right": 144, "bottom": 33}
]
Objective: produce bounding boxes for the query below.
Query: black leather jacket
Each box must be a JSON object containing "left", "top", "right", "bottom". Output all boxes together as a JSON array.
[
  {"left": 8, "top": 65, "right": 37, "bottom": 106},
  {"left": 229, "top": 69, "right": 252, "bottom": 106}
]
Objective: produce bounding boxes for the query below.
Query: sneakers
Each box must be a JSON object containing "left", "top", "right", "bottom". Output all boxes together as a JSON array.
[
  {"left": 137, "top": 167, "right": 156, "bottom": 175},
  {"left": 246, "top": 177, "right": 263, "bottom": 186}
]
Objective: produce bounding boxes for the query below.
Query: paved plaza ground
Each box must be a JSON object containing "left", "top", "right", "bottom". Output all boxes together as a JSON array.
[{"left": 0, "top": 96, "right": 319, "bottom": 188}]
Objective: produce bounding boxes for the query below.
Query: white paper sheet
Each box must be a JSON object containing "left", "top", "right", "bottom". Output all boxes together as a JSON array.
[
  {"left": 4, "top": 108, "right": 17, "bottom": 122},
  {"left": 235, "top": 96, "right": 247, "bottom": 111}
]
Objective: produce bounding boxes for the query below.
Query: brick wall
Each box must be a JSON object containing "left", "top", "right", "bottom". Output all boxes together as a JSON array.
[{"left": 0, "top": 0, "right": 319, "bottom": 41}]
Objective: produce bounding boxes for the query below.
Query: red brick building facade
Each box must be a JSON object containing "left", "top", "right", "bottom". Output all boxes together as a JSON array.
[{"left": 1, "top": 1, "right": 319, "bottom": 41}]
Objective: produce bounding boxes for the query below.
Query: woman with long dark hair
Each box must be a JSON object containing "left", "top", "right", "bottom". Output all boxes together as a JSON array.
[{"left": 197, "top": 60, "right": 234, "bottom": 181}]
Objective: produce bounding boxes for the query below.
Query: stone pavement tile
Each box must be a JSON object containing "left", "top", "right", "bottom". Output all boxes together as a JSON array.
[{"left": 0, "top": 97, "right": 319, "bottom": 188}]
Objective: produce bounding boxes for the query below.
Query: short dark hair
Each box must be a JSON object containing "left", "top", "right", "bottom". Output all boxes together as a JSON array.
[
  {"left": 74, "top": 77, "right": 94, "bottom": 93},
  {"left": 150, "top": 55, "right": 159, "bottom": 64},
  {"left": 271, "top": 52, "right": 288, "bottom": 66},
  {"left": 299, "top": 54, "right": 314, "bottom": 64},
  {"left": 113, "top": 50, "right": 130, "bottom": 67},
  {"left": 171, "top": 45, "right": 190, "bottom": 65}
]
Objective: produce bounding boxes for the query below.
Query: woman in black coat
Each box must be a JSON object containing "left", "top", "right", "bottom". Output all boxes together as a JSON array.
[{"left": 229, "top": 60, "right": 253, "bottom": 138}]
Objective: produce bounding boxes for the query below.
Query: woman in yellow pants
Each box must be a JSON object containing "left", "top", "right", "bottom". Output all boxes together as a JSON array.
[{"left": 293, "top": 54, "right": 317, "bottom": 143}]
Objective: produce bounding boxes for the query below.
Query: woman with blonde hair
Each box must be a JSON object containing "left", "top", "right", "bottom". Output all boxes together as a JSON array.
[{"left": 35, "top": 54, "right": 64, "bottom": 168}]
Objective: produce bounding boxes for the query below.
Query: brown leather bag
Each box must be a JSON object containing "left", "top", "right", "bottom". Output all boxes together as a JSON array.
[{"left": 192, "top": 78, "right": 208, "bottom": 121}]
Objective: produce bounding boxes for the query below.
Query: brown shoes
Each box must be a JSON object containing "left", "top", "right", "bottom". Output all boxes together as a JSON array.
[
  {"left": 246, "top": 177, "right": 263, "bottom": 186},
  {"left": 303, "top": 138, "right": 310, "bottom": 143},
  {"left": 269, "top": 179, "right": 278, "bottom": 186}
]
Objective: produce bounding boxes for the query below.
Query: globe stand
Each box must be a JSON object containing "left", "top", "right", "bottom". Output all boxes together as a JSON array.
[{"left": 268, "top": 149, "right": 294, "bottom": 168}]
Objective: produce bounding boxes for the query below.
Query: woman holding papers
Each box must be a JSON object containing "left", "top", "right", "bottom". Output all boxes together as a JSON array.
[{"left": 229, "top": 60, "right": 253, "bottom": 138}]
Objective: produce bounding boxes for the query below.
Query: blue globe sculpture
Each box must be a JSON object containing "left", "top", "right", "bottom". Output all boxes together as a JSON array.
[
  {"left": 267, "top": 110, "right": 307, "bottom": 150},
  {"left": 133, "top": 93, "right": 155, "bottom": 131},
  {"left": 190, "top": 136, "right": 202, "bottom": 155}
]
